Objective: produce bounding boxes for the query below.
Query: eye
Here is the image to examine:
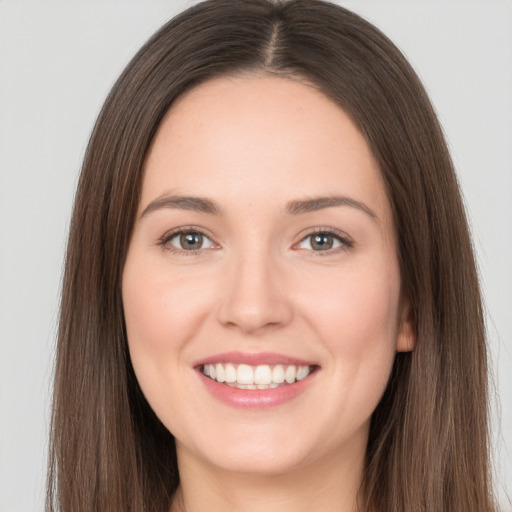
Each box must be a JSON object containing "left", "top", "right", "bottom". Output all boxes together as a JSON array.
[
  {"left": 295, "top": 230, "right": 352, "bottom": 252},
  {"left": 162, "top": 229, "right": 217, "bottom": 253}
]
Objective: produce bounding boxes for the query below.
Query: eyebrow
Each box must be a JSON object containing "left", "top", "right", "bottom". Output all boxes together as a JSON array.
[
  {"left": 140, "top": 194, "right": 378, "bottom": 221},
  {"left": 285, "top": 195, "right": 378, "bottom": 221},
  {"left": 140, "top": 195, "right": 223, "bottom": 218}
]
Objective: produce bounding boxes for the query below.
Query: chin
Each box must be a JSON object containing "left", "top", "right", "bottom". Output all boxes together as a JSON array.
[
  {"left": 203, "top": 446, "right": 311, "bottom": 477},
  {"left": 175, "top": 420, "right": 318, "bottom": 476}
]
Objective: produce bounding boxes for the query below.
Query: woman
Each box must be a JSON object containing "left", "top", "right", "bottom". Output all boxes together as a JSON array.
[{"left": 47, "top": 1, "right": 497, "bottom": 511}]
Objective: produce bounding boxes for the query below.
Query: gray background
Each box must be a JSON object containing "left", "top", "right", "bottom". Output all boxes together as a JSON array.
[{"left": 1, "top": 1, "right": 511, "bottom": 510}]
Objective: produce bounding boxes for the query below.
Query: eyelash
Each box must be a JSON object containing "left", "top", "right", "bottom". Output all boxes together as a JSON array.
[
  {"left": 295, "top": 227, "right": 353, "bottom": 256},
  {"left": 158, "top": 227, "right": 353, "bottom": 256},
  {"left": 158, "top": 226, "right": 216, "bottom": 256}
]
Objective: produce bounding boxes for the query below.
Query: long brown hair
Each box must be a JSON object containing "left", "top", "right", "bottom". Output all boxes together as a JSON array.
[{"left": 47, "top": 1, "right": 496, "bottom": 511}]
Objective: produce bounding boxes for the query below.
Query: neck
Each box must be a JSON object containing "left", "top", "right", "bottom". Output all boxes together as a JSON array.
[{"left": 170, "top": 443, "right": 365, "bottom": 512}]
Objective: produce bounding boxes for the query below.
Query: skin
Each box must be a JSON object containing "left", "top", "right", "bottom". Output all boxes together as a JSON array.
[{"left": 122, "top": 74, "right": 415, "bottom": 512}]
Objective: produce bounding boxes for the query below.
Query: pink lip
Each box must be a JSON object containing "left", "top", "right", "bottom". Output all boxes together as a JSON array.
[
  {"left": 198, "top": 372, "right": 317, "bottom": 409},
  {"left": 194, "top": 351, "right": 315, "bottom": 367},
  {"left": 194, "top": 352, "right": 319, "bottom": 409}
]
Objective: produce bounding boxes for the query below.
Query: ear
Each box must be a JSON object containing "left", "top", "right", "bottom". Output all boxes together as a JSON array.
[{"left": 396, "top": 299, "right": 416, "bottom": 352}]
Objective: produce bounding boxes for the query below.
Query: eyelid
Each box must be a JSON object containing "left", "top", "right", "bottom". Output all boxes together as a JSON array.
[
  {"left": 293, "top": 227, "right": 353, "bottom": 253},
  {"left": 158, "top": 226, "right": 220, "bottom": 255}
]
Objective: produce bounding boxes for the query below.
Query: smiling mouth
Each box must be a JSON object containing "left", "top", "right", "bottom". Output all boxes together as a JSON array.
[{"left": 202, "top": 363, "right": 317, "bottom": 390}]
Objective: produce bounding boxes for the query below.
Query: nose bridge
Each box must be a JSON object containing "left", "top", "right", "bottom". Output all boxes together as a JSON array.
[{"left": 217, "top": 242, "right": 293, "bottom": 334}]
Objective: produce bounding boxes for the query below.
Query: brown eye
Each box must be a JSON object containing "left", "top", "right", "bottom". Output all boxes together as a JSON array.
[
  {"left": 310, "top": 233, "right": 334, "bottom": 250},
  {"left": 180, "top": 232, "right": 203, "bottom": 250},
  {"left": 168, "top": 231, "right": 214, "bottom": 251}
]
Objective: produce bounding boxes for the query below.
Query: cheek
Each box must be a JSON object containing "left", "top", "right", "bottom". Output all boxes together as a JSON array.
[
  {"left": 121, "top": 254, "right": 218, "bottom": 429},
  {"left": 306, "top": 256, "right": 400, "bottom": 343},
  {"left": 299, "top": 257, "right": 401, "bottom": 393},
  {"left": 123, "top": 275, "right": 174, "bottom": 360},
  {"left": 122, "top": 258, "right": 211, "bottom": 355},
  {"left": 121, "top": 259, "right": 208, "bottom": 412}
]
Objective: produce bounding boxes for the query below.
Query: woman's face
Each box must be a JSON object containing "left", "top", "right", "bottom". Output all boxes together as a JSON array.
[{"left": 122, "top": 75, "right": 414, "bottom": 476}]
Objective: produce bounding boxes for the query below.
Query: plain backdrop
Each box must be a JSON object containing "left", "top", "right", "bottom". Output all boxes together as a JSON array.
[{"left": 0, "top": 1, "right": 511, "bottom": 511}]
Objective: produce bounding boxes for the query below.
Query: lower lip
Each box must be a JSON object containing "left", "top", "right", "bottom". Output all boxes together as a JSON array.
[{"left": 198, "top": 370, "right": 317, "bottom": 409}]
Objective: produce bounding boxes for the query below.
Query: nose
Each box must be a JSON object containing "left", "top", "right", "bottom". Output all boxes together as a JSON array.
[{"left": 216, "top": 249, "right": 294, "bottom": 335}]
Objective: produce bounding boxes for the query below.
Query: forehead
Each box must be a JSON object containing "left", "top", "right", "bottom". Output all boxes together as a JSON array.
[{"left": 141, "top": 74, "right": 390, "bottom": 223}]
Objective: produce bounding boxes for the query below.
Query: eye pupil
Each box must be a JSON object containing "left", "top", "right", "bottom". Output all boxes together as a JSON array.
[
  {"left": 311, "top": 233, "right": 333, "bottom": 250},
  {"left": 180, "top": 232, "right": 203, "bottom": 250}
]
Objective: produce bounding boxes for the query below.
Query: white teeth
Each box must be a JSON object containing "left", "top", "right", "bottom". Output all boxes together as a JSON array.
[
  {"left": 225, "top": 363, "right": 236, "bottom": 383},
  {"left": 237, "top": 364, "right": 254, "bottom": 384},
  {"left": 215, "top": 363, "right": 225, "bottom": 383},
  {"left": 203, "top": 363, "right": 312, "bottom": 388},
  {"left": 272, "top": 365, "right": 285, "bottom": 384},
  {"left": 296, "top": 366, "right": 309, "bottom": 381},
  {"left": 254, "top": 365, "right": 272, "bottom": 385},
  {"left": 285, "top": 365, "right": 296, "bottom": 384}
]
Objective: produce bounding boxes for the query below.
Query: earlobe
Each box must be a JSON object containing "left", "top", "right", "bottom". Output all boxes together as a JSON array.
[{"left": 396, "top": 300, "right": 416, "bottom": 352}]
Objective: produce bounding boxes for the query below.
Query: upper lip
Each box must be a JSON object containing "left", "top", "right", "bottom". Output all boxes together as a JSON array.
[{"left": 194, "top": 351, "right": 317, "bottom": 368}]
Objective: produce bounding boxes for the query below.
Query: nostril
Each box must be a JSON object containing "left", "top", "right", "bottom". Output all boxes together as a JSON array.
[{"left": 217, "top": 296, "right": 294, "bottom": 333}]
